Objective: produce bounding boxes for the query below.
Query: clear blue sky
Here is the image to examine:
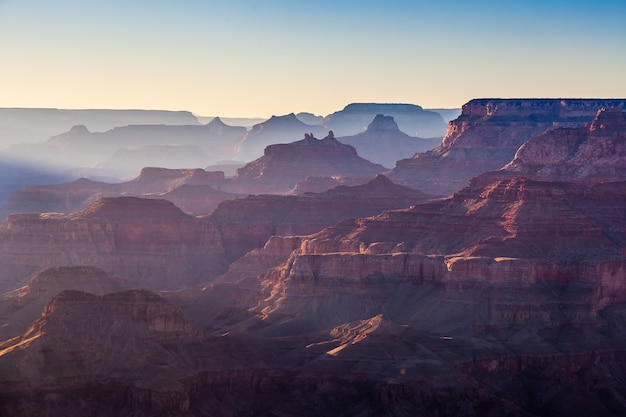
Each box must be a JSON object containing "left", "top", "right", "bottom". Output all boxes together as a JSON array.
[{"left": 0, "top": 0, "right": 624, "bottom": 117}]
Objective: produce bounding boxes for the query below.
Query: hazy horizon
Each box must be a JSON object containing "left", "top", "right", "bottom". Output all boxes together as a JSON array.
[{"left": 1, "top": 0, "right": 625, "bottom": 118}]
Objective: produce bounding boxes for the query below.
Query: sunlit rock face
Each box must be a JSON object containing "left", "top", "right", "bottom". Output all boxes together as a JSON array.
[
  {"left": 388, "top": 99, "right": 626, "bottom": 196},
  {"left": 250, "top": 177, "right": 626, "bottom": 335},
  {"left": 337, "top": 114, "right": 441, "bottom": 168},
  {"left": 225, "top": 131, "right": 386, "bottom": 194},
  {"left": 0, "top": 197, "right": 228, "bottom": 292}
]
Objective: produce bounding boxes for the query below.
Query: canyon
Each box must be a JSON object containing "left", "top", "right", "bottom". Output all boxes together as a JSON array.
[
  {"left": 388, "top": 98, "right": 626, "bottom": 195},
  {"left": 0, "top": 100, "right": 625, "bottom": 416}
]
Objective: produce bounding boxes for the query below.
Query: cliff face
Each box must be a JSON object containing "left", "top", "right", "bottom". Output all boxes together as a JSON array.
[
  {"left": 337, "top": 114, "right": 441, "bottom": 168},
  {"left": 207, "top": 174, "right": 431, "bottom": 262},
  {"left": 0, "top": 197, "right": 228, "bottom": 291},
  {"left": 503, "top": 107, "right": 626, "bottom": 183},
  {"left": 243, "top": 177, "right": 626, "bottom": 337},
  {"left": 225, "top": 132, "right": 386, "bottom": 194},
  {"left": 388, "top": 99, "right": 626, "bottom": 196}
]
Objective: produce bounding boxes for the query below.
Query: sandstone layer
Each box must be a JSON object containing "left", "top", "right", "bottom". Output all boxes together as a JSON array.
[
  {"left": 0, "top": 197, "right": 228, "bottom": 291},
  {"left": 388, "top": 98, "right": 626, "bottom": 195}
]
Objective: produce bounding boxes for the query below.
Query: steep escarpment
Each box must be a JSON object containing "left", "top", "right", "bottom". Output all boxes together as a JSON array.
[
  {"left": 226, "top": 131, "right": 386, "bottom": 194},
  {"left": 246, "top": 177, "right": 626, "bottom": 337},
  {"left": 0, "top": 197, "right": 227, "bottom": 291},
  {"left": 388, "top": 98, "right": 626, "bottom": 195},
  {"left": 502, "top": 107, "right": 626, "bottom": 183}
]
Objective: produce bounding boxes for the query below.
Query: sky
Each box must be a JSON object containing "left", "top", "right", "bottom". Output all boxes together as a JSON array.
[{"left": 0, "top": 0, "right": 625, "bottom": 118}]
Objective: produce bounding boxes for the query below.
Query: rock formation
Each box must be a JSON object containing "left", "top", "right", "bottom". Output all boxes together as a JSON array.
[
  {"left": 234, "top": 113, "right": 327, "bottom": 162},
  {"left": 0, "top": 197, "right": 228, "bottom": 291},
  {"left": 323, "top": 103, "right": 447, "bottom": 137},
  {"left": 6, "top": 167, "right": 229, "bottom": 215},
  {"left": 0, "top": 107, "right": 200, "bottom": 145},
  {"left": 206, "top": 174, "right": 431, "bottom": 268},
  {"left": 0, "top": 266, "right": 133, "bottom": 340},
  {"left": 504, "top": 107, "right": 626, "bottom": 183},
  {"left": 388, "top": 98, "right": 626, "bottom": 196},
  {"left": 7, "top": 117, "right": 247, "bottom": 179},
  {"left": 2, "top": 100, "right": 626, "bottom": 417},
  {"left": 337, "top": 114, "right": 441, "bottom": 167},
  {"left": 226, "top": 131, "right": 386, "bottom": 194}
]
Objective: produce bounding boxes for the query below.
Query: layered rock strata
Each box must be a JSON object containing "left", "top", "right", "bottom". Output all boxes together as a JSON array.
[
  {"left": 388, "top": 98, "right": 626, "bottom": 195},
  {"left": 0, "top": 197, "right": 227, "bottom": 291}
]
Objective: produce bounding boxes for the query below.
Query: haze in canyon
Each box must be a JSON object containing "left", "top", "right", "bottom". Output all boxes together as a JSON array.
[{"left": 1, "top": 1, "right": 626, "bottom": 416}]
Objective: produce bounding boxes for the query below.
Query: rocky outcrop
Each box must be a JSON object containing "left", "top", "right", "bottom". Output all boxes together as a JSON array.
[
  {"left": 323, "top": 103, "right": 447, "bottom": 137},
  {"left": 388, "top": 98, "right": 626, "bottom": 196},
  {"left": 234, "top": 113, "right": 327, "bottom": 162},
  {"left": 0, "top": 288, "right": 205, "bottom": 411},
  {"left": 338, "top": 114, "right": 441, "bottom": 168},
  {"left": 210, "top": 175, "right": 431, "bottom": 261},
  {"left": 6, "top": 167, "right": 229, "bottom": 215},
  {"left": 0, "top": 266, "right": 133, "bottom": 340},
  {"left": 502, "top": 107, "right": 626, "bottom": 183},
  {"left": 243, "top": 177, "right": 626, "bottom": 336},
  {"left": 0, "top": 197, "right": 228, "bottom": 291},
  {"left": 226, "top": 132, "right": 386, "bottom": 194}
]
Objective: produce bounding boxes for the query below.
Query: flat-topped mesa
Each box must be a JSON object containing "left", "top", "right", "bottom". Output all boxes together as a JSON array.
[
  {"left": 389, "top": 98, "right": 626, "bottom": 196},
  {"left": 323, "top": 103, "right": 447, "bottom": 137},
  {"left": 77, "top": 196, "right": 190, "bottom": 220}
]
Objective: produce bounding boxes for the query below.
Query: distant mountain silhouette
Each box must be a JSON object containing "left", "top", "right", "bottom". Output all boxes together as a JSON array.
[
  {"left": 234, "top": 113, "right": 327, "bottom": 162},
  {"left": 337, "top": 114, "right": 441, "bottom": 168},
  {"left": 323, "top": 103, "right": 447, "bottom": 137}
]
